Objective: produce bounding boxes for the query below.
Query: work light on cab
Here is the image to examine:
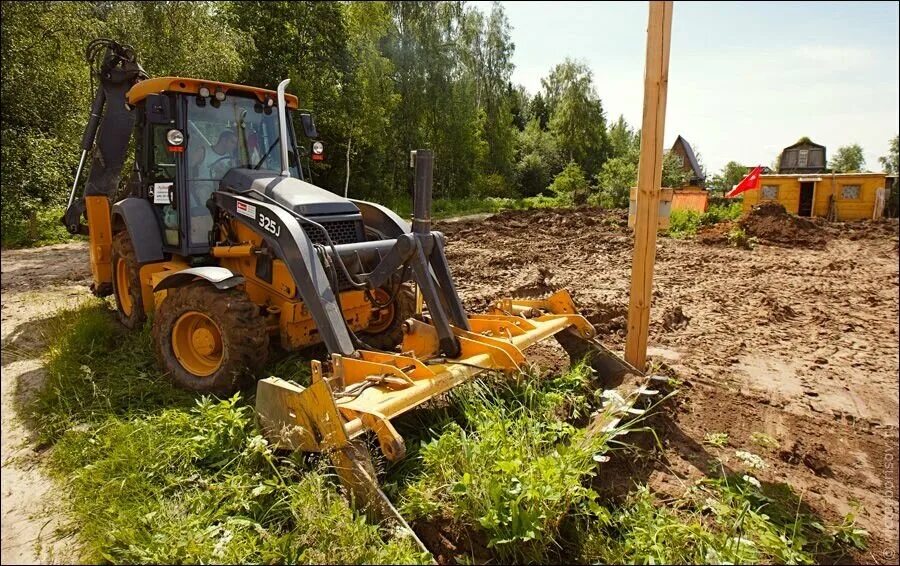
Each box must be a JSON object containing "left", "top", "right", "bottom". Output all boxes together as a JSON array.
[
  {"left": 312, "top": 140, "right": 324, "bottom": 161},
  {"left": 166, "top": 129, "right": 184, "bottom": 152}
]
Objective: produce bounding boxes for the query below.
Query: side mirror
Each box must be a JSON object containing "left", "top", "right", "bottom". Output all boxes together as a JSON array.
[{"left": 299, "top": 112, "right": 318, "bottom": 139}]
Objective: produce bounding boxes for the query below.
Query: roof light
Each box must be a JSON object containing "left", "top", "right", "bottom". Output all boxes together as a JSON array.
[
  {"left": 266, "top": 97, "right": 275, "bottom": 107},
  {"left": 198, "top": 85, "right": 210, "bottom": 98},
  {"left": 214, "top": 87, "right": 225, "bottom": 101}
]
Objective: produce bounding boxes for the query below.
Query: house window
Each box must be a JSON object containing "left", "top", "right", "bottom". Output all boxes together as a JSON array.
[
  {"left": 841, "top": 185, "right": 861, "bottom": 199},
  {"left": 761, "top": 185, "right": 779, "bottom": 200},
  {"left": 798, "top": 149, "right": 809, "bottom": 168}
]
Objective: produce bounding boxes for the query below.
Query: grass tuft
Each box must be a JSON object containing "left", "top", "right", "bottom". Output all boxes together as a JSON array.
[
  {"left": 31, "top": 302, "right": 428, "bottom": 564},
  {"left": 397, "top": 363, "right": 620, "bottom": 562},
  {"left": 579, "top": 474, "right": 867, "bottom": 564}
]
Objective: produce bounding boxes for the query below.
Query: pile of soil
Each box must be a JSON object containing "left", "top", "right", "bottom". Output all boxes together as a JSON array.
[
  {"left": 738, "top": 202, "right": 825, "bottom": 247},
  {"left": 696, "top": 221, "right": 735, "bottom": 246}
]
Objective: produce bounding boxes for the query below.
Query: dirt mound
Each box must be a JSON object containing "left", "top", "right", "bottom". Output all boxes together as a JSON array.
[
  {"left": 696, "top": 221, "right": 735, "bottom": 245},
  {"left": 738, "top": 202, "right": 825, "bottom": 247}
]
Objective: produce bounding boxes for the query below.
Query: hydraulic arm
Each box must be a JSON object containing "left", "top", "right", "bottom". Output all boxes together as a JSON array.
[{"left": 62, "top": 39, "right": 147, "bottom": 235}]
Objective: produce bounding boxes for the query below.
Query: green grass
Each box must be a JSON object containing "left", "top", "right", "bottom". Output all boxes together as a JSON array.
[
  {"left": 30, "top": 303, "right": 867, "bottom": 564},
  {"left": 579, "top": 473, "right": 867, "bottom": 564},
  {"left": 30, "top": 301, "right": 428, "bottom": 564},
  {"left": 395, "top": 362, "right": 640, "bottom": 562},
  {"left": 1, "top": 205, "right": 82, "bottom": 249},
  {"left": 667, "top": 202, "right": 743, "bottom": 239}
]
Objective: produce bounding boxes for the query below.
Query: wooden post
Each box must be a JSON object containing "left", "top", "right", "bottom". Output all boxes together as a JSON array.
[{"left": 624, "top": 1, "right": 673, "bottom": 371}]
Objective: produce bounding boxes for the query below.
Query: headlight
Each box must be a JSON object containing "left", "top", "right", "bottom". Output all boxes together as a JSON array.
[
  {"left": 166, "top": 129, "right": 184, "bottom": 146},
  {"left": 214, "top": 87, "right": 226, "bottom": 101},
  {"left": 198, "top": 85, "right": 210, "bottom": 98},
  {"left": 312, "top": 141, "right": 324, "bottom": 155}
]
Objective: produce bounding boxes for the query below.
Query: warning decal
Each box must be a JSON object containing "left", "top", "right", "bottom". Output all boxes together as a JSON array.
[{"left": 236, "top": 200, "right": 256, "bottom": 219}]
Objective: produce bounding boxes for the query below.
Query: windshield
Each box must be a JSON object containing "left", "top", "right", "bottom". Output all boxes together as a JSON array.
[{"left": 185, "top": 95, "right": 299, "bottom": 245}]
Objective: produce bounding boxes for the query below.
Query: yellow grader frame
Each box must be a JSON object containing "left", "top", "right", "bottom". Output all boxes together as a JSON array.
[{"left": 256, "top": 289, "right": 658, "bottom": 532}]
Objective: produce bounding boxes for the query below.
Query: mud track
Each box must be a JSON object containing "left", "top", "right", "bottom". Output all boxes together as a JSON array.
[{"left": 1, "top": 209, "right": 898, "bottom": 563}]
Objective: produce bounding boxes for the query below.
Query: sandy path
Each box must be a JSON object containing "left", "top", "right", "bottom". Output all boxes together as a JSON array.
[{"left": 1, "top": 243, "right": 91, "bottom": 564}]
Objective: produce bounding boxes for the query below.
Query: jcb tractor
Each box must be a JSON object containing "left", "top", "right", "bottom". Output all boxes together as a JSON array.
[{"left": 64, "top": 39, "right": 657, "bottom": 524}]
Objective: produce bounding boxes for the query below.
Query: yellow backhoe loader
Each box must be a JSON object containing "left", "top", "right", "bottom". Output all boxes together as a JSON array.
[{"left": 64, "top": 39, "right": 660, "bottom": 537}]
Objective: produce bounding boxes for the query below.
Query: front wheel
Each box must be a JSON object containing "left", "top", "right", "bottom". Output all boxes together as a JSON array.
[{"left": 152, "top": 282, "right": 269, "bottom": 395}]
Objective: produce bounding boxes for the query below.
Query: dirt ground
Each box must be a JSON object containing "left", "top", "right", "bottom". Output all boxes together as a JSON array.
[
  {"left": 441, "top": 207, "right": 900, "bottom": 563},
  {"left": 1, "top": 208, "right": 898, "bottom": 563},
  {"left": 1, "top": 242, "right": 91, "bottom": 564}
]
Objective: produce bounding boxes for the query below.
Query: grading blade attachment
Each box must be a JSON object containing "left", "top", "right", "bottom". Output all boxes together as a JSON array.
[{"left": 255, "top": 288, "right": 665, "bottom": 543}]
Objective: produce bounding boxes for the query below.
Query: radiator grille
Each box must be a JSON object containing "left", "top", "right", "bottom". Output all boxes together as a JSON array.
[
  {"left": 302, "top": 219, "right": 361, "bottom": 246},
  {"left": 303, "top": 219, "right": 363, "bottom": 290}
]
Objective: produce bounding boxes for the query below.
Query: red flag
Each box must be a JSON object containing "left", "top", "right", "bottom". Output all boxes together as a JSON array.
[{"left": 726, "top": 165, "right": 763, "bottom": 198}]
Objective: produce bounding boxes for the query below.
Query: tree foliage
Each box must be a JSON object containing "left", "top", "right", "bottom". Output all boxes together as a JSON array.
[
  {"left": 879, "top": 135, "right": 898, "bottom": 175},
  {"left": 1, "top": 0, "right": 639, "bottom": 245},
  {"left": 708, "top": 161, "right": 750, "bottom": 196},
  {"left": 829, "top": 144, "right": 866, "bottom": 173}
]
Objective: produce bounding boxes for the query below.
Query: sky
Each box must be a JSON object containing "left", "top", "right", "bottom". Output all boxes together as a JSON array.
[{"left": 471, "top": 1, "right": 900, "bottom": 175}]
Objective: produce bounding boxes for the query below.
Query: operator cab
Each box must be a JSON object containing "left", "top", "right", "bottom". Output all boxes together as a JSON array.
[{"left": 127, "top": 77, "right": 339, "bottom": 256}]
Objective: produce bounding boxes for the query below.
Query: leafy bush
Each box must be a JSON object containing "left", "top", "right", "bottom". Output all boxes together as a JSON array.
[
  {"left": 515, "top": 152, "right": 554, "bottom": 198},
  {"left": 548, "top": 162, "right": 591, "bottom": 205},
  {"left": 667, "top": 209, "right": 703, "bottom": 238},
  {"left": 701, "top": 202, "right": 742, "bottom": 226},
  {"left": 727, "top": 226, "right": 758, "bottom": 249},
  {"left": 580, "top": 474, "right": 867, "bottom": 564},
  {"left": 0, "top": 205, "right": 79, "bottom": 249},
  {"left": 400, "top": 364, "right": 614, "bottom": 562},
  {"left": 594, "top": 156, "right": 638, "bottom": 208}
]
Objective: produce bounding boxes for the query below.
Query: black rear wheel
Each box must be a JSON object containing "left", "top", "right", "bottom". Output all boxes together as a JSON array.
[{"left": 111, "top": 231, "right": 146, "bottom": 329}]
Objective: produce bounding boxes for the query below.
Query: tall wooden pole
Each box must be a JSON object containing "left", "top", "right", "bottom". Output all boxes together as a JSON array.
[{"left": 624, "top": 1, "right": 673, "bottom": 371}]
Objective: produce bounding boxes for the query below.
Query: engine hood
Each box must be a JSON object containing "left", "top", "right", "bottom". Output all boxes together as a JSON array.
[{"left": 220, "top": 168, "right": 360, "bottom": 217}]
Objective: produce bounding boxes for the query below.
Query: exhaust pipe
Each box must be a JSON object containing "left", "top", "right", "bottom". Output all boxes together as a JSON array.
[
  {"left": 277, "top": 79, "right": 291, "bottom": 177},
  {"left": 411, "top": 149, "right": 433, "bottom": 234}
]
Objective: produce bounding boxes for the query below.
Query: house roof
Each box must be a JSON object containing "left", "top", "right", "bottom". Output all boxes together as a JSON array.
[
  {"left": 673, "top": 135, "right": 704, "bottom": 180},
  {"left": 783, "top": 137, "right": 826, "bottom": 151}
]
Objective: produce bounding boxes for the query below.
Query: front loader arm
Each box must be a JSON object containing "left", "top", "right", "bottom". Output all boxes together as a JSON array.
[{"left": 212, "top": 191, "right": 358, "bottom": 356}]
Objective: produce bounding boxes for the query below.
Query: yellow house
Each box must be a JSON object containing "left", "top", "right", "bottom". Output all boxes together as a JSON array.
[
  {"left": 741, "top": 138, "right": 888, "bottom": 220},
  {"left": 741, "top": 172, "right": 888, "bottom": 220}
]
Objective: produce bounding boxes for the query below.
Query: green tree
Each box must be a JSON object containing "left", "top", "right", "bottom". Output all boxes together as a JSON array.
[
  {"left": 548, "top": 161, "right": 590, "bottom": 205},
  {"left": 542, "top": 59, "right": 609, "bottom": 177},
  {"left": 708, "top": 161, "right": 750, "bottom": 196},
  {"left": 661, "top": 151, "right": 689, "bottom": 188},
  {"left": 594, "top": 157, "right": 637, "bottom": 208},
  {"left": 514, "top": 118, "right": 563, "bottom": 196},
  {"left": 879, "top": 135, "right": 898, "bottom": 175},
  {"left": 607, "top": 115, "right": 639, "bottom": 160},
  {"left": 528, "top": 92, "right": 549, "bottom": 130},
  {"left": 829, "top": 144, "right": 866, "bottom": 173},
  {"left": 1, "top": 2, "right": 103, "bottom": 244}
]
